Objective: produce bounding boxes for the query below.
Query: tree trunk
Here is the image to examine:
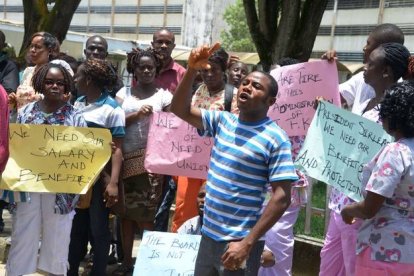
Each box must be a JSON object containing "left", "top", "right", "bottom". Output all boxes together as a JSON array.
[
  {"left": 20, "top": 0, "right": 81, "bottom": 58},
  {"left": 243, "top": 0, "right": 328, "bottom": 71},
  {"left": 290, "top": 0, "right": 329, "bottom": 61},
  {"left": 243, "top": 0, "right": 273, "bottom": 71}
]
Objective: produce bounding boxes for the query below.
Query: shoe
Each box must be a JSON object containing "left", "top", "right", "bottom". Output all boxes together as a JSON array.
[{"left": 112, "top": 264, "right": 134, "bottom": 276}]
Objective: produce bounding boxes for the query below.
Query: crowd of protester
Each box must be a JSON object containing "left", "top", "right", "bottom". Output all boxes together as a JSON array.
[{"left": 0, "top": 21, "right": 413, "bottom": 276}]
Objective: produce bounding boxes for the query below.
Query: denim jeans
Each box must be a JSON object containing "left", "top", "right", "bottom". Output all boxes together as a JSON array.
[
  {"left": 68, "top": 179, "right": 110, "bottom": 276},
  {"left": 153, "top": 176, "right": 176, "bottom": 231},
  {"left": 195, "top": 234, "right": 265, "bottom": 276}
]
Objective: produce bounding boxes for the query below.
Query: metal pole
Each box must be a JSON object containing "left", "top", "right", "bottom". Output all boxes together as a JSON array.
[
  {"left": 136, "top": 0, "right": 141, "bottom": 40},
  {"left": 329, "top": 0, "right": 338, "bottom": 50},
  {"left": 378, "top": 0, "right": 386, "bottom": 24},
  {"left": 163, "top": 0, "right": 168, "bottom": 27},
  {"left": 4, "top": 0, "right": 7, "bottom": 19},
  {"left": 87, "top": 0, "right": 91, "bottom": 34},
  {"left": 304, "top": 177, "right": 313, "bottom": 235},
  {"left": 110, "top": 0, "right": 115, "bottom": 36}
]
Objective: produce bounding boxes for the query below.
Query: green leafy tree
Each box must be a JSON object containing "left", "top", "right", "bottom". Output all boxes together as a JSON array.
[
  {"left": 221, "top": 0, "right": 256, "bottom": 52},
  {"left": 20, "top": 0, "right": 81, "bottom": 59},
  {"left": 243, "top": 0, "right": 328, "bottom": 71}
]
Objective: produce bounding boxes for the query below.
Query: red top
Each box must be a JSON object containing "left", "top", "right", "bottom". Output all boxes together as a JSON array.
[
  {"left": 154, "top": 60, "right": 186, "bottom": 93},
  {"left": 0, "top": 85, "right": 9, "bottom": 173}
]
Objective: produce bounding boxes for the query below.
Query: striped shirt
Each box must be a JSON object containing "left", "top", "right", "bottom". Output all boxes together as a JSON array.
[
  {"left": 74, "top": 92, "right": 125, "bottom": 137},
  {"left": 199, "top": 110, "right": 298, "bottom": 241}
]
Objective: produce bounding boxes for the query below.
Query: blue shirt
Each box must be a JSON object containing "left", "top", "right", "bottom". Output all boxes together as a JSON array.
[
  {"left": 199, "top": 110, "right": 298, "bottom": 241},
  {"left": 75, "top": 92, "right": 125, "bottom": 138}
]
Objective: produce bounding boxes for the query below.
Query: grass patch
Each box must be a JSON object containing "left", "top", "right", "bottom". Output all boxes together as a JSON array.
[{"left": 294, "top": 181, "right": 328, "bottom": 240}]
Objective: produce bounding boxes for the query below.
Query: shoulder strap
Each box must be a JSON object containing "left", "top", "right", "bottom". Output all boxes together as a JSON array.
[{"left": 224, "top": 84, "right": 234, "bottom": 112}]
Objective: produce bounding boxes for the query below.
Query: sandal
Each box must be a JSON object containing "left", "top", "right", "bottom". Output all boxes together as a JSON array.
[{"left": 112, "top": 264, "right": 134, "bottom": 276}]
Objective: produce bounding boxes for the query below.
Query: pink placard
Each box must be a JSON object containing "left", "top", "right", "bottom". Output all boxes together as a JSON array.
[
  {"left": 268, "top": 60, "right": 341, "bottom": 136},
  {"left": 144, "top": 112, "right": 212, "bottom": 179}
]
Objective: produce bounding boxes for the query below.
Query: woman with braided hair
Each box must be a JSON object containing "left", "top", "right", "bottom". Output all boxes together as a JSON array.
[
  {"left": 320, "top": 42, "right": 410, "bottom": 276},
  {"left": 67, "top": 58, "right": 125, "bottom": 276},
  {"left": 403, "top": 56, "right": 414, "bottom": 80},
  {"left": 113, "top": 48, "right": 171, "bottom": 275},
  {"left": 5, "top": 62, "right": 86, "bottom": 276},
  {"left": 341, "top": 81, "right": 414, "bottom": 275}
]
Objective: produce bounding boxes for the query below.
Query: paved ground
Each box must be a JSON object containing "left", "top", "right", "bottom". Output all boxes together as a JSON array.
[
  {"left": 0, "top": 210, "right": 321, "bottom": 276},
  {"left": 0, "top": 211, "right": 141, "bottom": 275}
]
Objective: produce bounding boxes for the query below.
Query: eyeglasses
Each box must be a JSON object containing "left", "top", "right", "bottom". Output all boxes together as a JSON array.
[
  {"left": 44, "top": 79, "right": 66, "bottom": 87},
  {"left": 29, "top": 44, "right": 45, "bottom": 52}
]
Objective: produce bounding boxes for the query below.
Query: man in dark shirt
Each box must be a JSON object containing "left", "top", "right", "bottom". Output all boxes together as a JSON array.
[{"left": 0, "top": 30, "right": 18, "bottom": 94}]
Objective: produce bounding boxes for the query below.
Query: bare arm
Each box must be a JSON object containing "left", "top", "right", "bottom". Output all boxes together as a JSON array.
[
  {"left": 341, "top": 191, "right": 385, "bottom": 224},
  {"left": 104, "top": 137, "right": 123, "bottom": 207},
  {"left": 171, "top": 43, "right": 221, "bottom": 130},
  {"left": 221, "top": 180, "right": 292, "bottom": 269}
]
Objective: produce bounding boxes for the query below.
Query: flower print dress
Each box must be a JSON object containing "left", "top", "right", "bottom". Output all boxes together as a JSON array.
[{"left": 356, "top": 138, "right": 414, "bottom": 264}]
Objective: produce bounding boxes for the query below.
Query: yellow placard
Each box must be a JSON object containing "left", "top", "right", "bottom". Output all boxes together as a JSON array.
[{"left": 0, "top": 123, "right": 112, "bottom": 194}]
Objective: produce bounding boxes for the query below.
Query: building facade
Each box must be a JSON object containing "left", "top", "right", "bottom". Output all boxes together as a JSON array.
[{"left": 0, "top": 0, "right": 412, "bottom": 64}]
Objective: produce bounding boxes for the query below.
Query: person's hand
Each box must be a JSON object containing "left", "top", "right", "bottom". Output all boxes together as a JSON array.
[
  {"left": 109, "top": 141, "right": 116, "bottom": 154},
  {"left": 221, "top": 240, "right": 251, "bottom": 271},
  {"left": 8, "top": 92, "right": 17, "bottom": 109},
  {"left": 188, "top": 43, "right": 221, "bottom": 70},
  {"left": 103, "top": 183, "right": 118, "bottom": 208},
  {"left": 314, "top": 96, "right": 326, "bottom": 110},
  {"left": 228, "top": 54, "right": 240, "bottom": 68},
  {"left": 260, "top": 249, "right": 276, "bottom": 267},
  {"left": 341, "top": 206, "right": 355, "bottom": 225},
  {"left": 136, "top": 105, "right": 153, "bottom": 119},
  {"left": 321, "top": 50, "right": 337, "bottom": 62},
  {"left": 101, "top": 170, "right": 118, "bottom": 207}
]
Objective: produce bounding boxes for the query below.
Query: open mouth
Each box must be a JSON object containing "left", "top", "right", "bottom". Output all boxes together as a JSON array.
[{"left": 238, "top": 92, "right": 249, "bottom": 102}]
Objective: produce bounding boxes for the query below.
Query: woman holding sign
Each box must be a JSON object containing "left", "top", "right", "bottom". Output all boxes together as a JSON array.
[
  {"left": 5, "top": 62, "right": 86, "bottom": 276},
  {"left": 114, "top": 48, "right": 171, "bottom": 275},
  {"left": 68, "top": 59, "right": 125, "bottom": 276},
  {"left": 320, "top": 42, "right": 410, "bottom": 276},
  {"left": 341, "top": 81, "right": 414, "bottom": 275}
]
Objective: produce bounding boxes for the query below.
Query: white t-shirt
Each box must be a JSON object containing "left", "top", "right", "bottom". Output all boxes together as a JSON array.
[
  {"left": 340, "top": 71, "right": 375, "bottom": 116},
  {"left": 116, "top": 87, "right": 172, "bottom": 153}
]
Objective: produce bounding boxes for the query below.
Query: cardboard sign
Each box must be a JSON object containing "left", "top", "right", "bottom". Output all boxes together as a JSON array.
[
  {"left": 134, "top": 231, "right": 201, "bottom": 276},
  {"left": 145, "top": 112, "right": 212, "bottom": 179},
  {"left": 269, "top": 60, "right": 341, "bottom": 136},
  {"left": 0, "top": 124, "right": 111, "bottom": 194},
  {"left": 295, "top": 101, "right": 392, "bottom": 201}
]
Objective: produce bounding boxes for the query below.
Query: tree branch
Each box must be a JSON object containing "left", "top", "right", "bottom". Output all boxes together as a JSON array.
[
  {"left": 272, "top": 0, "right": 300, "bottom": 62},
  {"left": 46, "top": 0, "right": 81, "bottom": 43},
  {"left": 292, "top": 0, "right": 328, "bottom": 61},
  {"left": 20, "top": 0, "right": 81, "bottom": 59},
  {"left": 243, "top": 0, "right": 272, "bottom": 70},
  {"left": 258, "top": 0, "right": 279, "bottom": 43}
]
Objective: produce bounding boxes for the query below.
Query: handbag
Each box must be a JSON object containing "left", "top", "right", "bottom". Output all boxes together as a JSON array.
[{"left": 122, "top": 148, "right": 146, "bottom": 179}]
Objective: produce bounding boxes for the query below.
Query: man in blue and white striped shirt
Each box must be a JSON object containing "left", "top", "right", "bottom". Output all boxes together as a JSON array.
[{"left": 171, "top": 43, "right": 298, "bottom": 275}]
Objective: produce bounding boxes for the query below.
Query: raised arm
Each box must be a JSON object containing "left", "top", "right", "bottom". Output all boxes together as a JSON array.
[{"left": 171, "top": 43, "right": 221, "bottom": 129}]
